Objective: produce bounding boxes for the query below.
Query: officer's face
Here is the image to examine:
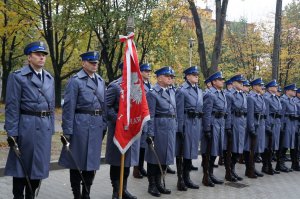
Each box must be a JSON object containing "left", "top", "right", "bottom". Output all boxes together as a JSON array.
[
  {"left": 268, "top": 86, "right": 277, "bottom": 94},
  {"left": 233, "top": 81, "right": 243, "bottom": 91},
  {"left": 243, "top": 86, "right": 250, "bottom": 93},
  {"left": 286, "top": 90, "right": 296, "bottom": 97},
  {"left": 297, "top": 92, "right": 300, "bottom": 98},
  {"left": 157, "top": 74, "right": 172, "bottom": 87},
  {"left": 186, "top": 73, "right": 198, "bottom": 84},
  {"left": 28, "top": 52, "right": 46, "bottom": 69},
  {"left": 212, "top": 79, "right": 224, "bottom": 90},
  {"left": 253, "top": 84, "right": 263, "bottom": 93},
  {"left": 141, "top": 70, "right": 151, "bottom": 80},
  {"left": 82, "top": 61, "right": 99, "bottom": 76}
]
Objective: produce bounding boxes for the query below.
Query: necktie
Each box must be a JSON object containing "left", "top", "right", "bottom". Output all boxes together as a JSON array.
[
  {"left": 37, "top": 73, "right": 42, "bottom": 81},
  {"left": 166, "top": 89, "right": 170, "bottom": 96},
  {"left": 92, "top": 77, "right": 98, "bottom": 86}
]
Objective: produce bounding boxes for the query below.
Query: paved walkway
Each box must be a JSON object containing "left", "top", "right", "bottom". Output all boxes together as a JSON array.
[{"left": 0, "top": 158, "right": 299, "bottom": 199}]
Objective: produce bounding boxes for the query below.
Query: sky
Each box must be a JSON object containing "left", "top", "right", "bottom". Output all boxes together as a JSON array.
[{"left": 197, "top": 0, "right": 295, "bottom": 24}]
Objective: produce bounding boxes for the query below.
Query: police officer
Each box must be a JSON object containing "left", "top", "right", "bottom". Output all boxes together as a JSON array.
[
  {"left": 279, "top": 84, "right": 298, "bottom": 172},
  {"left": 224, "top": 79, "right": 233, "bottom": 93},
  {"left": 175, "top": 66, "right": 203, "bottom": 191},
  {"left": 262, "top": 80, "right": 281, "bottom": 175},
  {"left": 58, "top": 51, "right": 106, "bottom": 199},
  {"left": 145, "top": 66, "right": 176, "bottom": 197},
  {"left": 202, "top": 71, "right": 226, "bottom": 187},
  {"left": 105, "top": 62, "right": 137, "bottom": 199},
  {"left": 242, "top": 80, "right": 251, "bottom": 94},
  {"left": 5, "top": 41, "right": 55, "bottom": 199},
  {"left": 133, "top": 63, "right": 152, "bottom": 179},
  {"left": 225, "top": 74, "right": 247, "bottom": 182},
  {"left": 244, "top": 78, "right": 266, "bottom": 178},
  {"left": 294, "top": 88, "right": 300, "bottom": 170}
]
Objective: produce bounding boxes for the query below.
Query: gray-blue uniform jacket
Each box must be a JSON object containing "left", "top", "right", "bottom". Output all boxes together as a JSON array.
[
  {"left": 280, "top": 94, "right": 297, "bottom": 149},
  {"left": 264, "top": 91, "right": 282, "bottom": 150},
  {"left": 140, "top": 81, "right": 152, "bottom": 149},
  {"left": 295, "top": 97, "right": 300, "bottom": 134},
  {"left": 201, "top": 87, "right": 227, "bottom": 156},
  {"left": 175, "top": 82, "right": 203, "bottom": 159},
  {"left": 5, "top": 65, "right": 55, "bottom": 179},
  {"left": 244, "top": 91, "right": 266, "bottom": 153},
  {"left": 225, "top": 89, "right": 247, "bottom": 154},
  {"left": 105, "top": 77, "right": 140, "bottom": 167},
  {"left": 59, "top": 69, "right": 106, "bottom": 171},
  {"left": 145, "top": 83, "right": 177, "bottom": 165}
]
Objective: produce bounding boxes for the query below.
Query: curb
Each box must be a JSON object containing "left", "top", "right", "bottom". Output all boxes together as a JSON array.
[{"left": 0, "top": 156, "right": 106, "bottom": 177}]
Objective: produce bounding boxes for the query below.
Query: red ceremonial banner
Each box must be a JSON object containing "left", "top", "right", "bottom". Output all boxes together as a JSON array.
[{"left": 113, "top": 32, "right": 150, "bottom": 154}]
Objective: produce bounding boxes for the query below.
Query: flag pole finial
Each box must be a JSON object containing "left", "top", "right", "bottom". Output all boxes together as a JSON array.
[{"left": 126, "top": 16, "right": 135, "bottom": 34}]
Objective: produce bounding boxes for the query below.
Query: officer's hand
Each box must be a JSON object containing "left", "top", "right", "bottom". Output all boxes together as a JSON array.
[
  {"left": 177, "top": 132, "right": 185, "bottom": 140},
  {"left": 266, "top": 129, "right": 272, "bottom": 136},
  {"left": 146, "top": 136, "right": 154, "bottom": 145},
  {"left": 7, "top": 136, "right": 18, "bottom": 148},
  {"left": 249, "top": 131, "right": 256, "bottom": 138},
  {"left": 204, "top": 131, "right": 212, "bottom": 139},
  {"left": 225, "top": 129, "right": 232, "bottom": 137}
]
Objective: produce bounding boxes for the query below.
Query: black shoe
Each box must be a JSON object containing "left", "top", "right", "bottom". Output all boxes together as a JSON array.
[
  {"left": 183, "top": 172, "right": 199, "bottom": 189},
  {"left": 276, "top": 163, "right": 289, "bottom": 172},
  {"left": 177, "top": 178, "right": 188, "bottom": 191},
  {"left": 140, "top": 168, "right": 147, "bottom": 176},
  {"left": 123, "top": 190, "right": 137, "bottom": 199},
  {"left": 254, "top": 169, "right": 264, "bottom": 177},
  {"left": 225, "top": 173, "right": 237, "bottom": 182},
  {"left": 148, "top": 176, "right": 160, "bottom": 197},
  {"left": 209, "top": 174, "right": 224, "bottom": 184},
  {"left": 272, "top": 168, "right": 280, "bottom": 174},
  {"left": 166, "top": 166, "right": 176, "bottom": 174},
  {"left": 232, "top": 171, "right": 243, "bottom": 181},
  {"left": 191, "top": 164, "right": 198, "bottom": 171},
  {"left": 155, "top": 175, "right": 171, "bottom": 194}
]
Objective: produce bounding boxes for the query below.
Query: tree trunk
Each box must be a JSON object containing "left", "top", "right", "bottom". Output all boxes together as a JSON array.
[
  {"left": 187, "top": 0, "right": 209, "bottom": 78},
  {"left": 210, "top": 0, "right": 229, "bottom": 74},
  {"left": 272, "top": 0, "right": 282, "bottom": 80},
  {"left": 55, "top": 75, "right": 62, "bottom": 107}
]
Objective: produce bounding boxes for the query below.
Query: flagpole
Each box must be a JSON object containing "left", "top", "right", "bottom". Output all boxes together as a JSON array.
[
  {"left": 118, "top": 16, "right": 135, "bottom": 199},
  {"left": 118, "top": 154, "right": 125, "bottom": 198}
]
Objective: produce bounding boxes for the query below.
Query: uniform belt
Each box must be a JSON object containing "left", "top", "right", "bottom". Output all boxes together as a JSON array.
[
  {"left": 233, "top": 111, "right": 247, "bottom": 117},
  {"left": 75, "top": 109, "right": 102, "bottom": 116},
  {"left": 184, "top": 111, "right": 203, "bottom": 118},
  {"left": 285, "top": 114, "right": 298, "bottom": 120},
  {"left": 254, "top": 113, "right": 266, "bottom": 119},
  {"left": 155, "top": 113, "right": 176, "bottom": 118},
  {"left": 20, "top": 110, "right": 51, "bottom": 117},
  {"left": 270, "top": 113, "right": 281, "bottom": 118},
  {"left": 212, "top": 111, "right": 227, "bottom": 119}
]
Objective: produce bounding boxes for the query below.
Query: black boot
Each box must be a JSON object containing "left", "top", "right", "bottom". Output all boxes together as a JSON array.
[
  {"left": 111, "top": 180, "right": 119, "bottom": 199},
  {"left": 291, "top": 149, "right": 300, "bottom": 171},
  {"left": 122, "top": 177, "right": 137, "bottom": 199},
  {"left": 244, "top": 151, "right": 257, "bottom": 178},
  {"left": 139, "top": 148, "right": 147, "bottom": 177},
  {"left": 147, "top": 176, "right": 160, "bottom": 197},
  {"left": 176, "top": 157, "right": 187, "bottom": 191},
  {"left": 209, "top": 157, "right": 224, "bottom": 184},
  {"left": 183, "top": 159, "right": 199, "bottom": 189},
  {"left": 231, "top": 154, "right": 243, "bottom": 181},
  {"left": 81, "top": 171, "right": 95, "bottom": 199},
  {"left": 202, "top": 155, "right": 214, "bottom": 187},
  {"left": 25, "top": 179, "right": 40, "bottom": 199},
  {"left": 13, "top": 177, "right": 25, "bottom": 199},
  {"left": 262, "top": 150, "right": 273, "bottom": 175},
  {"left": 70, "top": 170, "right": 82, "bottom": 199},
  {"left": 224, "top": 151, "right": 237, "bottom": 182},
  {"left": 155, "top": 174, "right": 171, "bottom": 194},
  {"left": 275, "top": 149, "right": 290, "bottom": 172}
]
